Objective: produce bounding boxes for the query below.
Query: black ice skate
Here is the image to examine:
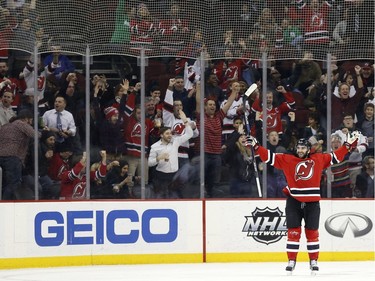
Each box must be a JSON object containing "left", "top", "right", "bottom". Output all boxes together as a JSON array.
[
  {"left": 310, "top": 260, "right": 319, "bottom": 275},
  {"left": 285, "top": 260, "right": 296, "bottom": 275}
]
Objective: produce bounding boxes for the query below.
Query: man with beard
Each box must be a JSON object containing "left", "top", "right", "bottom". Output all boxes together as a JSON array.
[{"left": 247, "top": 135, "right": 358, "bottom": 275}]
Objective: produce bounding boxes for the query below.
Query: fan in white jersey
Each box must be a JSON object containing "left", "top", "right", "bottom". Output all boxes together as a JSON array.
[{"left": 163, "top": 79, "right": 199, "bottom": 167}]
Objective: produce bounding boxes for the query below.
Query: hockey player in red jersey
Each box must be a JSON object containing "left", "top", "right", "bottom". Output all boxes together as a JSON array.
[{"left": 247, "top": 133, "right": 359, "bottom": 275}]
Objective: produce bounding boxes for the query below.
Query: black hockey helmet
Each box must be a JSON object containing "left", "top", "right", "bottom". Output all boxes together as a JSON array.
[
  {"left": 294, "top": 138, "right": 311, "bottom": 158},
  {"left": 295, "top": 138, "right": 311, "bottom": 150}
]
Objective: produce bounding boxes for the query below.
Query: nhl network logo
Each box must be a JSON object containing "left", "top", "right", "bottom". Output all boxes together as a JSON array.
[{"left": 242, "top": 207, "right": 287, "bottom": 245}]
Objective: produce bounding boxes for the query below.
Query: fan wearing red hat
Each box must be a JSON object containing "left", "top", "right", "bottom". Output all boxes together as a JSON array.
[
  {"left": 104, "top": 106, "right": 119, "bottom": 122},
  {"left": 362, "top": 62, "right": 371, "bottom": 69},
  {"left": 360, "top": 62, "right": 374, "bottom": 90},
  {"left": 98, "top": 107, "right": 125, "bottom": 161}
]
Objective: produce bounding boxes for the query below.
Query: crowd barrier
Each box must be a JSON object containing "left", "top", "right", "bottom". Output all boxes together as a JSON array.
[{"left": 0, "top": 199, "right": 373, "bottom": 269}]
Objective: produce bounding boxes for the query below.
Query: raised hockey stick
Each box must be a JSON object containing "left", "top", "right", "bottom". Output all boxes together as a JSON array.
[{"left": 242, "top": 83, "right": 262, "bottom": 197}]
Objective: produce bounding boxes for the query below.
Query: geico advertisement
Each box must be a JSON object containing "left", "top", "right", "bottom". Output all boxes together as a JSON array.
[
  {"left": 0, "top": 201, "right": 203, "bottom": 258},
  {"left": 205, "top": 200, "right": 374, "bottom": 253}
]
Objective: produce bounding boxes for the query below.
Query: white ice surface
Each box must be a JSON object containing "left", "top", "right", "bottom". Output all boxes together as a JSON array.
[{"left": 0, "top": 261, "right": 374, "bottom": 281}]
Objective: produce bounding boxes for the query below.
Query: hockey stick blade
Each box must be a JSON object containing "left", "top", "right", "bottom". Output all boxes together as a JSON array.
[{"left": 244, "top": 83, "right": 258, "bottom": 97}]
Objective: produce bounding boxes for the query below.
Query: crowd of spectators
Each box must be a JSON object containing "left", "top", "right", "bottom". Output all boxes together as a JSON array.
[
  {"left": 0, "top": 0, "right": 374, "bottom": 200},
  {"left": 1, "top": 1, "right": 374, "bottom": 57},
  {"left": 106, "top": 0, "right": 375, "bottom": 59}
]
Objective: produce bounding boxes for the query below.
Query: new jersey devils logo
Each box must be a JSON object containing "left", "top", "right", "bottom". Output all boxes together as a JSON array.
[
  {"left": 57, "top": 164, "right": 69, "bottom": 179},
  {"left": 131, "top": 123, "right": 142, "bottom": 137},
  {"left": 225, "top": 66, "right": 238, "bottom": 79},
  {"left": 72, "top": 182, "right": 86, "bottom": 199},
  {"left": 173, "top": 122, "right": 185, "bottom": 135},
  {"left": 37, "top": 76, "right": 45, "bottom": 91},
  {"left": 295, "top": 160, "right": 315, "bottom": 181},
  {"left": 311, "top": 14, "right": 324, "bottom": 27},
  {"left": 266, "top": 114, "right": 278, "bottom": 129}
]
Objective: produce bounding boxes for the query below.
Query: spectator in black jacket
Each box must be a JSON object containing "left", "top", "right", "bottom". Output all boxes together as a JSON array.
[
  {"left": 98, "top": 106, "right": 125, "bottom": 161},
  {"left": 38, "top": 130, "right": 60, "bottom": 199},
  {"left": 223, "top": 122, "right": 257, "bottom": 198},
  {"left": 355, "top": 156, "right": 374, "bottom": 198}
]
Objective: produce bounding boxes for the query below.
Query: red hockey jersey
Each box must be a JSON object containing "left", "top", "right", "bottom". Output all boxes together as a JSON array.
[
  {"left": 130, "top": 18, "right": 155, "bottom": 44},
  {"left": 60, "top": 161, "right": 106, "bottom": 200},
  {"left": 301, "top": 2, "right": 330, "bottom": 44},
  {"left": 47, "top": 153, "right": 70, "bottom": 181},
  {"left": 123, "top": 92, "right": 157, "bottom": 157},
  {"left": 256, "top": 145, "right": 349, "bottom": 202},
  {"left": 251, "top": 91, "right": 295, "bottom": 134}
]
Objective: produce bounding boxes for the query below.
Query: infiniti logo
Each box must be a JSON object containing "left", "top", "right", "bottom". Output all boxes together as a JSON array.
[{"left": 324, "top": 212, "right": 373, "bottom": 238}]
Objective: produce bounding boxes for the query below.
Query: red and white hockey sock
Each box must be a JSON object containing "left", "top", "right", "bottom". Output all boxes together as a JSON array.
[
  {"left": 306, "top": 228, "right": 319, "bottom": 261},
  {"left": 286, "top": 227, "right": 301, "bottom": 260}
]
